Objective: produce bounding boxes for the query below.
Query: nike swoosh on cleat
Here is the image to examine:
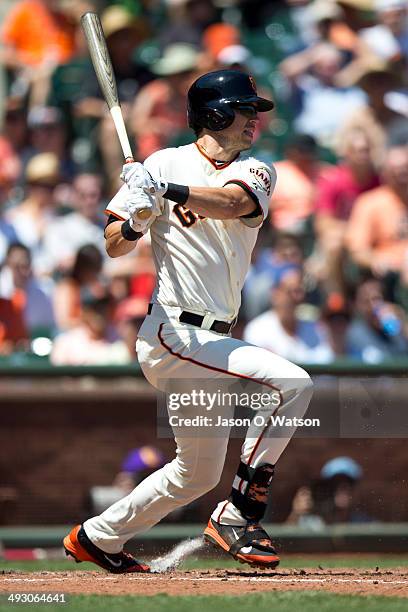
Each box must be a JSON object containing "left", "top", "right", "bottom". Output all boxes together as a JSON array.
[{"left": 103, "top": 554, "right": 122, "bottom": 568}]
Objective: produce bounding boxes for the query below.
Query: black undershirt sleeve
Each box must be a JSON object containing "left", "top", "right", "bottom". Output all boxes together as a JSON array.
[
  {"left": 105, "top": 214, "right": 144, "bottom": 242},
  {"left": 223, "top": 180, "right": 263, "bottom": 218}
]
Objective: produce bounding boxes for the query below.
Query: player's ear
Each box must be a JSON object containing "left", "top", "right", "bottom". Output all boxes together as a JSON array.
[{"left": 197, "top": 105, "right": 235, "bottom": 132}]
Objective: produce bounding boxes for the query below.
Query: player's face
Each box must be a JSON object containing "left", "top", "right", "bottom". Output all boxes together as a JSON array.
[{"left": 223, "top": 105, "right": 259, "bottom": 151}]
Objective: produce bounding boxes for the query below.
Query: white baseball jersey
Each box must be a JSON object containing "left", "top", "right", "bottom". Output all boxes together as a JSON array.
[{"left": 106, "top": 142, "right": 276, "bottom": 321}]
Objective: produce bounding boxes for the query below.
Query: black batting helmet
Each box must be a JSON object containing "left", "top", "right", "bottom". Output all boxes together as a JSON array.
[{"left": 187, "top": 70, "right": 274, "bottom": 133}]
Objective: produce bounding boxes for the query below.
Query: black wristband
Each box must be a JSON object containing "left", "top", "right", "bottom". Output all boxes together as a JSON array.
[
  {"left": 121, "top": 219, "right": 143, "bottom": 241},
  {"left": 163, "top": 183, "right": 190, "bottom": 205}
]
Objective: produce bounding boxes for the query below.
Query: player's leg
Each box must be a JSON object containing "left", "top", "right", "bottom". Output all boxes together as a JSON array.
[
  {"left": 82, "top": 428, "right": 231, "bottom": 553},
  {"left": 65, "top": 318, "right": 311, "bottom": 570},
  {"left": 204, "top": 345, "right": 313, "bottom": 567},
  {"left": 65, "top": 421, "right": 231, "bottom": 570},
  {"left": 73, "top": 318, "right": 233, "bottom": 557},
  {"left": 138, "top": 320, "right": 312, "bottom": 568},
  {"left": 149, "top": 323, "right": 313, "bottom": 544}
]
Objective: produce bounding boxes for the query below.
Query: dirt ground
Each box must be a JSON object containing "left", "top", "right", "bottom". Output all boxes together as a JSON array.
[{"left": 1, "top": 567, "right": 407, "bottom": 598}]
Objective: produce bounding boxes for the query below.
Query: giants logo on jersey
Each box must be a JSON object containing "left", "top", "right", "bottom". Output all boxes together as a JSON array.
[{"left": 250, "top": 167, "right": 272, "bottom": 196}]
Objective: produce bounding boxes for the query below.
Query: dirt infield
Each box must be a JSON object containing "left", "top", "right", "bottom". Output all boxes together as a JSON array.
[{"left": 1, "top": 568, "right": 407, "bottom": 598}]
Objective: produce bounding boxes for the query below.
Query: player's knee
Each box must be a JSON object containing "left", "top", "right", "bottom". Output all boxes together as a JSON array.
[
  {"left": 284, "top": 367, "right": 313, "bottom": 408},
  {"left": 277, "top": 364, "right": 313, "bottom": 401},
  {"left": 168, "top": 456, "right": 222, "bottom": 497},
  {"left": 296, "top": 367, "right": 313, "bottom": 394},
  {"left": 196, "top": 469, "right": 222, "bottom": 494}
]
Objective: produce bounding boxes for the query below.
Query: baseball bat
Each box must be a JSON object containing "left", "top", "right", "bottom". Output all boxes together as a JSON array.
[{"left": 80, "top": 12, "right": 151, "bottom": 220}]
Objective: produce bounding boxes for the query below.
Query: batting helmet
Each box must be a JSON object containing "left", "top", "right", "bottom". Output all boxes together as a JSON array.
[{"left": 187, "top": 70, "right": 274, "bottom": 133}]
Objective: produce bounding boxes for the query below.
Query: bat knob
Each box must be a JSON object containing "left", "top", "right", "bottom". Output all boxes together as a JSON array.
[{"left": 137, "top": 208, "right": 152, "bottom": 220}]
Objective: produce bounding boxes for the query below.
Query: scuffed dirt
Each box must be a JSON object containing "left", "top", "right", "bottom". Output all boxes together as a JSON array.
[{"left": 1, "top": 567, "right": 407, "bottom": 598}]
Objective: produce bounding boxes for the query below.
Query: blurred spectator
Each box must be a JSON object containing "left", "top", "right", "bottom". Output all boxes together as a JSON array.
[
  {"left": 336, "top": 1, "right": 378, "bottom": 31},
  {"left": 0, "top": 135, "right": 21, "bottom": 189},
  {"left": 285, "top": 482, "right": 325, "bottom": 528},
  {"left": 0, "top": 211, "right": 18, "bottom": 268},
  {"left": 1, "top": 98, "right": 28, "bottom": 162},
  {"left": 318, "top": 456, "right": 371, "bottom": 523},
  {"left": 243, "top": 233, "right": 304, "bottom": 319},
  {"left": 0, "top": 296, "right": 27, "bottom": 354},
  {"left": 46, "top": 19, "right": 94, "bottom": 163},
  {"left": 216, "top": 44, "right": 252, "bottom": 72},
  {"left": 270, "top": 134, "right": 329, "bottom": 234},
  {"left": 1, "top": 0, "right": 76, "bottom": 105},
  {"left": 360, "top": 0, "right": 408, "bottom": 65},
  {"left": 243, "top": 267, "right": 334, "bottom": 363},
  {"left": 280, "top": 42, "right": 367, "bottom": 146},
  {"left": 202, "top": 22, "right": 241, "bottom": 69},
  {"left": 316, "top": 128, "right": 380, "bottom": 222},
  {"left": 287, "top": 1, "right": 380, "bottom": 89},
  {"left": 346, "top": 275, "right": 408, "bottom": 361},
  {"left": 42, "top": 173, "right": 105, "bottom": 274},
  {"left": 1, "top": 0, "right": 75, "bottom": 67},
  {"left": 5, "top": 152, "right": 60, "bottom": 273},
  {"left": 53, "top": 244, "right": 104, "bottom": 331},
  {"left": 346, "top": 145, "right": 408, "bottom": 275},
  {"left": 281, "top": 0, "right": 332, "bottom": 49},
  {"left": 338, "top": 68, "right": 406, "bottom": 166},
  {"left": 314, "top": 128, "right": 380, "bottom": 294},
  {"left": 287, "top": 456, "right": 371, "bottom": 525},
  {"left": 312, "top": 0, "right": 356, "bottom": 47},
  {"left": 0, "top": 242, "right": 55, "bottom": 337},
  {"left": 86, "top": 446, "right": 165, "bottom": 516},
  {"left": 0, "top": 132, "right": 20, "bottom": 264},
  {"left": 321, "top": 296, "right": 352, "bottom": 357},
  {"left": 131, "top": 43, "right": 199, "bottom": 160},
  {"left": 116, "top": 308, "right": 148, "bottom": 360},
  {"left": 51, "top": 292, "right": 131, "bottom": 365},
  {"left": 159, "top": 0, "right": 218, "bottom": 49},
  {"left": 25, "top": 106, "right": 72, "bottom": 180}
]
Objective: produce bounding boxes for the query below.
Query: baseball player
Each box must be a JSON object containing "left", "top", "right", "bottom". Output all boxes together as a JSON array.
[{"left": 64, "top": 70, "right": 313, "bottom": 573}]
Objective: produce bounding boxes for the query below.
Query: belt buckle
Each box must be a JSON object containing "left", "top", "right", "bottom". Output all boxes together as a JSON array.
[{"left": 202, "top": 312, "right": 216, "bottom": 330}]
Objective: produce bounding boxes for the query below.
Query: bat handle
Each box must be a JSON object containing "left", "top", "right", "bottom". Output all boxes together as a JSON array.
[{"left": 123, "top": 157, "right": 152, "bottom": 221}]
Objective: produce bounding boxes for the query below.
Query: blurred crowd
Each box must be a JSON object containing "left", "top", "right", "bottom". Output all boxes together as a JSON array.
[
  {"left": 0, "top": 0, "right": 407, "bottom": 365},
  {"left": 285, "top": 456, "right": 372, "bottom": 526}
]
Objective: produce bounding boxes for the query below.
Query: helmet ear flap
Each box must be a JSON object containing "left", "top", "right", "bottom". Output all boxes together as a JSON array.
[{"left": 197, "top": 105, "right": 235, "bottom": 132}]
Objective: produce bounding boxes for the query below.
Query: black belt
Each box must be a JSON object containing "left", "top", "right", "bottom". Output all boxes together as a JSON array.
[{"left": 148, "top": 303, "right": 235, "bottom": 334}]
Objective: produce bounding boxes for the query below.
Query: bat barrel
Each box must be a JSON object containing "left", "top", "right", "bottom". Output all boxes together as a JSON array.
[
  {"left": 81, "top": 12, "right": 119, "bottom": 110},
  {"left": 81, "top": 12, "right": 152, "bottom": 221}
]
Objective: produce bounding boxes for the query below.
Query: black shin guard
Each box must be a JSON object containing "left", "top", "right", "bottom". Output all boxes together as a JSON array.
[{"left": 230, "top": 462, "right": 275, "bottom": 521}]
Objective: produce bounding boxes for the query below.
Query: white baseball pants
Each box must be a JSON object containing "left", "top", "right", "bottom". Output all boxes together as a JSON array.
[{"left": 84, "top": 305, "right": 313, "bottom": 553}]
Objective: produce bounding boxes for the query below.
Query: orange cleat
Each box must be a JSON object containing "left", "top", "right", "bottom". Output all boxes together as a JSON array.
[
  {"left": 63, "top": 525, "right": 150, "bottom": 573},
  {"left": 204, "top": 517, "right": 280, "bottom": 569}
]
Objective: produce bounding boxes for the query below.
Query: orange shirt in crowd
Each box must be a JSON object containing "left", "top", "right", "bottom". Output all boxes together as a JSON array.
[
  {"left": 346, "top": 185, "right": 408, "bottom": 271},
  {"left": 2, "top": 0, "right": 75, "bottom": 67},
  {"left": 270, "top": 160, "right": 328, "bottom": 231},
  {"left": 0, "top": 297, "right": 27, "bottom": 348},
  {"left": 53, "top": 278, "right": 81, "bottom": 331}
]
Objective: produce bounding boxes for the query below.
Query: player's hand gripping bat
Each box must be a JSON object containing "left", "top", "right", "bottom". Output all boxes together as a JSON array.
[{"left": 81, "top": 12, "right": 151, "bottom": 220}]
